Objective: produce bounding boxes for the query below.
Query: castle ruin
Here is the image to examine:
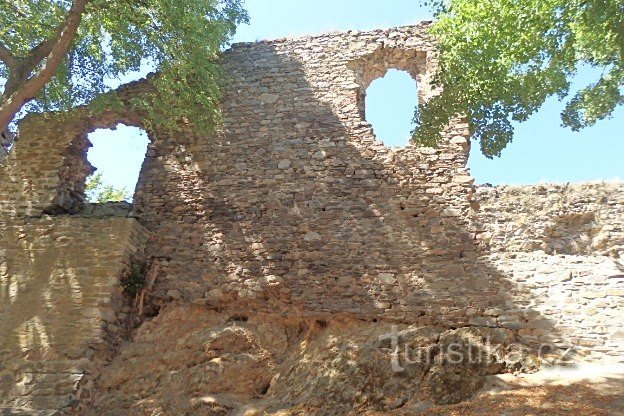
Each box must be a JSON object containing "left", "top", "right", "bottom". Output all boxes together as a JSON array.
[{"left": 1, "top": 23, "right": 623, "bottom": 415}]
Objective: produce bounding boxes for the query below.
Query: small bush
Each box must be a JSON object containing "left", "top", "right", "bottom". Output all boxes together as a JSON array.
[{"left": 122, "top": 262, "right": 146, "bottom": 297}]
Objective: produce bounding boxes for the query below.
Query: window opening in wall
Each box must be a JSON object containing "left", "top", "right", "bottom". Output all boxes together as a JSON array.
[
  {"left": 365, "top": 69, "right": 418, "bottom": 148},
  {"left": 86, "top": 124, "right": 149, "bottom": 203}
]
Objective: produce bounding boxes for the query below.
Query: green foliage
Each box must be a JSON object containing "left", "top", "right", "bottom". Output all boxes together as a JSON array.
[
  {"left": 414, "top": 0, "right": 624, "bottom": 157},
  {"left": 122, "top": 262, "right": 146, "bottom": 298},
  {"left": 0, "top": 0, "right": 248, "bottom": 134},
  {"left": 85, "top": 172, "right": 130, "bottom": 203}
]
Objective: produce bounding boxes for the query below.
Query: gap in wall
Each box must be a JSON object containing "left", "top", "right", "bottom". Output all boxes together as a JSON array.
[
  {"left": 365, "top": 69, "right": 418, "bottom": 148},
  {"left": 86, "top": 124, "right": 149, "bottom": 203}
]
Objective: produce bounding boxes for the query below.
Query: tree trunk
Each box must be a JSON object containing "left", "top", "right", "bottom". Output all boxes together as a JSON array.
[{"left": 0, "top": 0, "right": 89, "bottom": 134}]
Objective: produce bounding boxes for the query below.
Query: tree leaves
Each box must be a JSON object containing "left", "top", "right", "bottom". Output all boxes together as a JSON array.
[
  {"left": 414, "top": 0, "right": 624, "bottom": 157},
  {"left": 85, "top": 172, "right": 130, "bottom": 203},
  {"left": 0, "top": 0, "right": 248, "bottom": 135}
]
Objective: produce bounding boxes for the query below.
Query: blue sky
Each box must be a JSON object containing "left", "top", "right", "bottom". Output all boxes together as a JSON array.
[{"left": 88, "top": 0, "right": 623, "bottom": 196}]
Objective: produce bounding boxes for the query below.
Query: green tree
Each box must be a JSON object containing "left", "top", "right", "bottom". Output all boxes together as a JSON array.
[
  {"left": 85, "top": 172, "right": 130, "bottom": 203},
  {"left": 0, "top": 0, "right": 248, "bottom": 138},
  {"left": 414, "top": 0, "right": 623, "bottom": 157}
]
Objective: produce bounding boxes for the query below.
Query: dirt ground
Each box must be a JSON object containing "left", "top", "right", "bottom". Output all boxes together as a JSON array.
[{"left": 398, "top": 364, "right": 624, "bottom": 416}]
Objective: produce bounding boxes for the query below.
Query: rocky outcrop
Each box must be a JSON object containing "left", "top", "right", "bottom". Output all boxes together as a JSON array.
[{"left": 87, "top": 305, "right": 537, "bottom": 415}]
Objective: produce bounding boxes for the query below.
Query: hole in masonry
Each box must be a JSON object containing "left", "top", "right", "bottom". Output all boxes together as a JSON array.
[
  {"left": 86, "top": 124, "right": 149, "bottom": 203},
  {"left": 365, "top": 69, "right": 418, "bottom": 148},
  {"left": 316, "top": 319, "right": 328, "bottom": 328},
  {"left": 227, "top": 315, "right": 249, "bottom": 324},
  {"left": 257, "top": 382, "right": 271, "bottom": 396}
]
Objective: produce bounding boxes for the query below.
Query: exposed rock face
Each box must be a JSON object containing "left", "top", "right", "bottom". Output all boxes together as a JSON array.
[
  {"left": 87, "top": 305, "right": 536, "bottom": 415},
  {"left": 0, "top": 23, "right": 623, "bottom": 415}
]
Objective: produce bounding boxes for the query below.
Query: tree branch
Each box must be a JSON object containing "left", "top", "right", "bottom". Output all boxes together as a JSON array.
[
  {"left": 29, "top": 37, "right": 58, "bottom": 66},
  {"left": 0, "top": 41, "right": 17, "bottom": 69},
  {"left": 0, "top": 0, "right": 90, "bottom": 132},
  {"left": 6, "top": 2, "right": 28, "bottom": 19},
  {"left": 27, "top": 1, "right": 91, "bottom": 71}
]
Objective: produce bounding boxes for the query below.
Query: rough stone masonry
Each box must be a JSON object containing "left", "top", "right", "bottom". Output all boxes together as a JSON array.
[{"left": 0, "top": 23, "right": 623, "bottom": 415}]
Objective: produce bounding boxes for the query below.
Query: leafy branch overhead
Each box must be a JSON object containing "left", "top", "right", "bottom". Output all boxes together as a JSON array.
[
  {"left": 85, "top": 172, "right": 130, "bottom": 203},
  {"left": 0, "top": 0, "right": 248, "bottom": 136},
  {"left": 414, "top": 0, "right": 624, "bottom": 157}
]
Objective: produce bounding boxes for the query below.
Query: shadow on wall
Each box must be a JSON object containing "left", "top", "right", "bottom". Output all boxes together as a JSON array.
[
  {"left": 1, "top": 27, "right": 593, "bottom": 412},
  {"left": 0, "top": 27, "right": 591, "bottom": 413},
  {"left": 130, "top": 37, "right": 560, "bottom": 341},
  {"left": 0, "top": 219, "right": 133, "bottom": 409}
]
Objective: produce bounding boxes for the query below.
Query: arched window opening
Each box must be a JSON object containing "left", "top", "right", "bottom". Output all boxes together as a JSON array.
[
  {"left": 86, "top": 124, "right": 149, "bottom": 203},
  {"left": 365, "top": 69, "right": 418, "bottom": 148}
]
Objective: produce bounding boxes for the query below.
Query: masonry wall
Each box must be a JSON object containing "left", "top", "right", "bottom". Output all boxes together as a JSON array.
[
  {"left": 0, "top": 22, "right": 623, "bottom": 414},
  {"left": 476, "top": 183, "right": 624, "bottom": 257},
  {"left": 130, "top": 25, "right": 623, "bottom": 361},
  {"left": 0, "top": 81, "right": 151, "bottom": 413},
  {"left": 0, "top": 214, "right": 147, "bottom": 413},
  {"left": 134, "top": 24, "right": 482, "bottom": 322},
  {"left": 0, "top": 115, "right": 90, "bottom": 217},
  {"left": 476, "top": 183, "right": 624, "bottom": 362}
]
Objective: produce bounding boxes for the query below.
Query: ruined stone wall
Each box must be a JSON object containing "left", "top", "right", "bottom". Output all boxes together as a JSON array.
[
  {"left": 134, "top": 24, "right": 482, "bottom": 322},
  {"left": 130, "top": 27, "right": 624, "bottom": 359},
  {"left": 1, "top": 23, "right": 623, "bottom": 414},
  {"left": 475, "top": 183, "right": 624, "bottom": 363},
  {"left": 0, "top": 214, "right": 147, "bottom": 413},
  {"left": 0, "top": 115, "right": 92, "bottom": 217},
  {"left": 130, "top": 24, "right": 623, "bottom": 365},
  {"left": 476, "top": 183, "right": 624, "bottom": 257},
  {"left": 0, "top": 100, "right": 149, "bottom": 413}
]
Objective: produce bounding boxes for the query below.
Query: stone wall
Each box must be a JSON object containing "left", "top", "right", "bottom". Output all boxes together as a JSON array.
[
  {"left": 475, "top": 183, "right": 624, "bottom": 363},
  {"left": 134, "top": 24, "right": 481, "bottom": 322},
  {"left": 0, "top": 115, "right": 90, "bottom": 217},
  {"left": 0, "top": 83, "right": 150, "bottom": 414},
  {"left": 489, "top": 252, "right": 624, "bottom": 362},
  {"left": 0, "top": 215, "right": 147, "bottom": 414},
  {"left": 0, "top": 22, "right": 623, "bottom": 414},
  {"left": 0, "top": 71, "right": 155, "bottom": 415},
  {"left": 476, "top": 183, "right": 624, "bottom": 257}
]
